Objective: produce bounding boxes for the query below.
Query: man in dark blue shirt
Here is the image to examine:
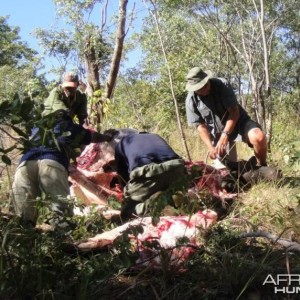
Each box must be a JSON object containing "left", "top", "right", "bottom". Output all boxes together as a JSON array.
[
  {"left": 113, "top": 132, "right": 187, "bottom": 219},
  {"left": 185, "top": 67, "right": 267, "bottom": 166},
  {"left": 11, "top": 110, "right": 113, "bottom": 227}
]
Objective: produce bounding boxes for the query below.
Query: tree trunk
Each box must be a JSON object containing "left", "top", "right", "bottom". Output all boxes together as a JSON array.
[
  {"left": 258, "top": 0, "right": 272, "bottom": 147},
  {"left": 105, "top": 0, "right": 128, "bottom": 100},
  {"left": 84, "top": 35, "right": 101, "bottom": 94},
  {"left": 146, "top": 0, "right": 191, "bottom": 161}
]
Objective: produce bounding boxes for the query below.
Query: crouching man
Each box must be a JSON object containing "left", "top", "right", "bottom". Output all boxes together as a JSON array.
[
  {"left": 110, "top": 131, "right": 188, "bottom": 219},
  {"left": 10, "top": 110, "right": 113, "bottom": 228}
]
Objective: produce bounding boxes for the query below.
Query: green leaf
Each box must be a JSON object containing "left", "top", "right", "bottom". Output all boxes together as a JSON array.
[
  {"left": 20, "top": 97, "right": 34, "bottom": 117},
  {"left": 93, "top": 89, "right": 102, "bottom": 97},
  {"left": 0, "top": 101, "right": 11, "bottom": 115},
  {"left": 10, "top": 124, "right": 28, "bottom": 138},
  {"left": 11, "top": 93, "right": 21, "bottom": 108},
  {"left": 1, "top": 154, "right": 11, "bottom": 165},
  {"left": 2, "top": 145, "right": 16, "bottom": 154},
  {"left": 152, "top": 216, "right": 160, "bottom": 226},
  {"left": 10, "top": 115, "right": 22, "bottom": 124}
]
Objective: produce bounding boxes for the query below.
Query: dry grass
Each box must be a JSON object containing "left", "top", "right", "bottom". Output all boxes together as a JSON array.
[
  {"left": 233, "top": 181, "right": 300, "bottom": 240},
  {"left": 168, "top": 126, "right": 255, "bottom": 163},
  {"left": 1, "top": 121, "right": 300, "bottom": 299}
]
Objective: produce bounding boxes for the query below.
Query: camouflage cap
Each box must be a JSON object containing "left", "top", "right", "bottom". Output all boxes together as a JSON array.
[
  {"left": 185, "top": 67, "right": 213, "bottom": 92},
  {"left": 61, "top": 71, "right": 79, "bottom": 88}
]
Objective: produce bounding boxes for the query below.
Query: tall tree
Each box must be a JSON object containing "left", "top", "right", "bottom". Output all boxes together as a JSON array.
[
  {"left": 0, "top": 16, "right": 44, "bottom": 102},
  {"left": 0, "top": 16, "right": 37, "bottom": 68},
  {"left": 34, "top": 0, "right": 130, "bottom": 127},
  {"left": 105, "top": 0, "right": 128, "bottom": 100},
  {"left": 0, "top": 17, "right": 46, "bottom": 168},
  {"left": 131, "top": 0, "right": 299, "bottom": 147}
]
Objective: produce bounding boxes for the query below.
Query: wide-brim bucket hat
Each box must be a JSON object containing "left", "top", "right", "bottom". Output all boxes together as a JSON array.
[{"left": 185, "top": 67, "right": 213, "bottom": 92}]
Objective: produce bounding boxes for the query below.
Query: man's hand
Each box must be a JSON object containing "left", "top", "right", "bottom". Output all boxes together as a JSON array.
[
  {"left": 91, "top": 131, "right": 115, "bottom": 143},
  {"left": 197, "top": 124, "right": 218, "bottom": 159},
  {"left": 209, "top": 147, "right": 217, "bottom": 160},
  {"left": 103, "top": 129, "right": 119, "bottom": 141},
  {"left": 215, "top": 133, "right": 229, "bottom": 157},
  {"left": 90, "top": 129, "right": 119, "bottom": 143}
]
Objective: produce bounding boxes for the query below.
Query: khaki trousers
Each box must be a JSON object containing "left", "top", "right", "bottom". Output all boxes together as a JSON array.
[
  {"left": 11, "top": 159, "right": 71, "bottom": 224},
  {"left": 122, "top": 159, "right": 187, "bottom": 217}
]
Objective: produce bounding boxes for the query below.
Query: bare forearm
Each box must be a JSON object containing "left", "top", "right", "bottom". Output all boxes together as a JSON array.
[
  {"left": 223, "top": 105, "right": 240, "bottom": 134},
  {"left": 215, "top": 105, "right": 240, "bottom": 157},
  {"left": 197, "top": 124, "right": 215, "bottom": 157}
]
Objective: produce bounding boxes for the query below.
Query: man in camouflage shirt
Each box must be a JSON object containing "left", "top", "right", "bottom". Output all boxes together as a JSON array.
[{"left": 42, "top": 71, "right": 88, "bottom": 125}]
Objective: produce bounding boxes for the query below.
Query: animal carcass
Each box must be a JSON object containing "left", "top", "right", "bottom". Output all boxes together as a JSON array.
[
  {"left": 69, "top": 141, "right": 122, "bottom": 206},
  {"left": 76, "top": 209, "right": 218, "bottom": 269},
  {"left": 69, "top": 142, "right": 237, "bottom": 209}
]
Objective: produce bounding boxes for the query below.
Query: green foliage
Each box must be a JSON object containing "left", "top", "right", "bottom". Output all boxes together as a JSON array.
[
  {"left": 0, "top": 16, "right": 37, "bottom": 67},
  {"left": 1, "top": 145, "right": 300, "bottom": 299},
  {"left": 0, "top": 90, "right": 84, "bottom": 165},
  {"left": 189, "top": 223, "right": 282, "bottom": 299},
  {"left": 269, "top": 98, "right": 300, "bottom": 174},
  {"left": 0, "top": 94, "right": 36, "bottom": 162},
  {"left": 0, "top": 17, "right": 46, "bottom": 102},
  {"left": 89, "top": 88, "right": 112, "bottom": 130},
  {"left": 0, "top": 1, "right": 300, "bottom": 299},
  {"left": 282, "top": 141, "right": 300, "bottom": 172},
  {"left": 33, "top": 1, "right": 113, "bottom": 78},
  {"left": 107, "top": 72, "right": 183, "bottom": 135},
  {"left": 0, "top": 214, "right": 125, "bottom": 299},
  {"left": 111, "top": 0, "right": 299, "bottom": 138},
  {"left": 34, "top": 28, "right": 77, "bottom": 62},
  {"left": 1, "top": 181, "right": 300, "bottom": 299}
]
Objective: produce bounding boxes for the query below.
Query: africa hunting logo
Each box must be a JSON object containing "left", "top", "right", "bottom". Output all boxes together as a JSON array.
[{"left": 263, "top": 274, "right": 300, "bottom": 294}]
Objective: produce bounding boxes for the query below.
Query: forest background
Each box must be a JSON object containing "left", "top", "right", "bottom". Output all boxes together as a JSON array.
[{"left": 0, "top": 0, "right": 300, "bottom": 299}]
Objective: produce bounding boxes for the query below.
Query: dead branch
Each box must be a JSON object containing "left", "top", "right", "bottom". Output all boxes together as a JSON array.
[
  {"left": 101, "top": 0, "right": 109, "bottom": 32},
  {"left": 144, "top": 0, "right": 191, "bottom": 161},
  {"left": 105, "top": 0, "right": 128, "bottom": 100},
  {"left": 240, "top": 231, "right": 300, "bottom": 252}
]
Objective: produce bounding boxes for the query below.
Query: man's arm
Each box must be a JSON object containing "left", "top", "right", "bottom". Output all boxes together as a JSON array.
[
  {"left": 197, "top": 123, "right": 217, "bottom": 159},
  {"left": 76, "top": 92, "right": 88, "bottom": 125},
  {"left": 215, "top": 104, "right": 240, "bottom": 157},
  {"left": 115, "top": 143, "right": 129, "bottom": 186},
  {"left": 185, "top": 93, "right": 205, "bottom": 126},
  {"left": 197, "top": 104, "right": 240, "bottom": 159},
  {"left": 42, "top": 87, "right": 67, "bottom": 117},
  {"left": 90, "top": 131, "right": 115, "bottom": 143}
]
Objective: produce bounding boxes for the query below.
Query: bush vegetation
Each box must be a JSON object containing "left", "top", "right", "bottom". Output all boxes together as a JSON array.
[
  {"left": 1, "top": 3, "right": 300, "bottom": 298},
  {"left": 1, "top": 105, "right": 300, "bottom": 299}
]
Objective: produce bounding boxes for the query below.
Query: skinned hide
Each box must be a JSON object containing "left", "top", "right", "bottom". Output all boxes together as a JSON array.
[
  {"left": 69, "top": 142, "right": 237, "bottom": 208},
  {"left": 76, "top": 209, "right": 218, "bottom": 269}
]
